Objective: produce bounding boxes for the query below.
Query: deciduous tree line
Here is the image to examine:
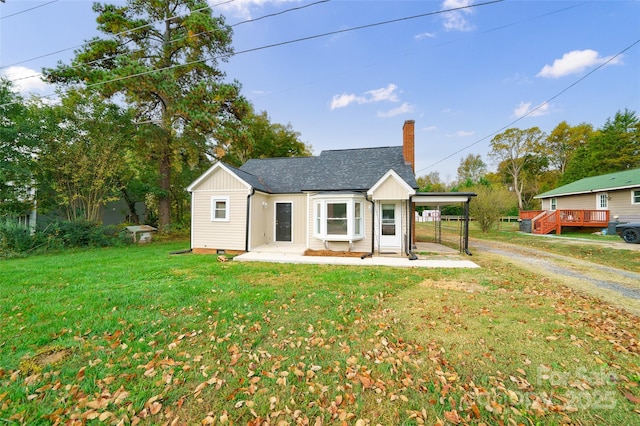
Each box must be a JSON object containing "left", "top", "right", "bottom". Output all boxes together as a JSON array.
[
  {"left": 0, "top": 0, "right": 310, "bottom": 229},
  {"left": 418, "top": 109, "right": 639, "bottom": 231}
]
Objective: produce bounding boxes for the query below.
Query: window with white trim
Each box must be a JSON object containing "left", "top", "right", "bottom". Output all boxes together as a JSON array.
[
  {"left": 211, "top": 197, "right": 229, "bottom": 221},
  {"left": 633, "top": 190, "right": 640, "bottom": 204},
  {"left": 313, "top": 195, "right": 365, "bottom": 240},
  {"left": 597, "top": 193, "right": 608, "bottom": 210},
  {"left": 354, "top": 202, "right": 362, "bottom": 237},
  {"left": 550, "top": 198, "right": 557, "bottom": 211}
]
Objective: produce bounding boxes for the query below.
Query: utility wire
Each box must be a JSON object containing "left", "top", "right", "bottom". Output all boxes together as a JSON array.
[
  {"left": 2, "top": 0, "right": 330, "bottom": 84},
  {"left": 0, "top": 0, "right": 58, "bottom": 20},
  {"left": 415, "top": 38, "right": 640, "bottom": 175},
  {"left": 74, "top": 0, "right": 507, "bottom": 91},
  {"left": 1, "top": 0, "right": 501, "bottom": 101},
  {"left": 0, "top": 0, "right": 236, "bottom": 70}
]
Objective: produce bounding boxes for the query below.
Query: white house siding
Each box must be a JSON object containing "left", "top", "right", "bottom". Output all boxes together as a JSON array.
[
  {"left": 192, "top": 167, "right": 248, "bottom": 191},
  {"left": 369, "top": 176, "right": 412, "bottom": 201},
  {"left": 191, "top": 189, "right": 248, "bottom": 251},
  {"left": 265, "top": 194, "right": 308, "bottom": 245},
  {"left": 249, "top": 192, "right": 269, "bottom": 249}
]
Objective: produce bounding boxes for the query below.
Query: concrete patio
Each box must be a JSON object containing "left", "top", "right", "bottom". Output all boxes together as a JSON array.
[{"left": 233, "top": 242, "right": 479, "bottom": 268}]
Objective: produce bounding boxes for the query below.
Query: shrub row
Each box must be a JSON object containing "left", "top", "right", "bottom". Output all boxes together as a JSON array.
[{"left": 0, "top": 219, "right": 132, "bottom": 258}]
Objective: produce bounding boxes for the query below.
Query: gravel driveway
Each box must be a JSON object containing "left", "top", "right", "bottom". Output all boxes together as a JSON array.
[{"left": 468, "top": 238, "right": 640, "bottom": 314}]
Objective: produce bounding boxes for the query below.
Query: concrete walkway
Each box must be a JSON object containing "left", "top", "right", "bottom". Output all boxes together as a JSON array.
[{"left": 234, "top": 244, "right": 479, "bottom": 268}]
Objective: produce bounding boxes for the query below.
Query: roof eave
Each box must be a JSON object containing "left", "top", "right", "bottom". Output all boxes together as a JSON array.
[{"left": 535, "top": 183, "right": 640, "bottom": 199}]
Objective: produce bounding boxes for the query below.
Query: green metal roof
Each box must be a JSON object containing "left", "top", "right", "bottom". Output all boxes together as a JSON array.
[{"left": 535, "top": 168, "right": 640, "bottom": 199}]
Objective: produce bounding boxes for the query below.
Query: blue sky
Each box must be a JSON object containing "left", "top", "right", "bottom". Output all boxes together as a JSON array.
[{"left": 1, "top": 0, "right": 639, "bottom": 183}]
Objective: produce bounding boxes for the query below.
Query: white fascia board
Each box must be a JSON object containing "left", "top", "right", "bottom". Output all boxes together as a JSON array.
[
  {"left": 186, "top": 162, "right": 252, "bottom": 193},
  {"left": 366, "top": 169, "right": 416, "bottom": 197},
  {"left": 412, "top": 194, "right": 474, "bottom": 204}
]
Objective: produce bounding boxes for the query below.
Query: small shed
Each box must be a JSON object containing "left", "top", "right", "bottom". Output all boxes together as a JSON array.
[{"left": 126, "top": 225, "right": 157, "bottom": 243}]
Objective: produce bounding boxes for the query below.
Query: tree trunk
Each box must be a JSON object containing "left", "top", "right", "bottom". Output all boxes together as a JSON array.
[
  {"left": 121, "top": 189, "right": 140, "bottom": 224},
  {"left": 158, "top": 151, "right": 171, "bottom": 229}
]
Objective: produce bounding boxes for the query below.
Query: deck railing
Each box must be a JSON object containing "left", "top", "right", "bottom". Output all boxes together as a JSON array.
[
  {"left": 520, "top": 209, "right": 610, "bottom": 234},
  {"left": 519, "top": 210, "right": 543, "bottom": 220}
]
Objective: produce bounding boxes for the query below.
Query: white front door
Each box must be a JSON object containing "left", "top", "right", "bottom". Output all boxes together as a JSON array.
[{"left": 379, "top": 202, "right": 401, "bottom": 250}]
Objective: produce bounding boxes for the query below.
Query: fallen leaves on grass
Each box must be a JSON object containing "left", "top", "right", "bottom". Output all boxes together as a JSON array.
[{"left": 2, "top": 277, "right": 640, "bottom": 425}]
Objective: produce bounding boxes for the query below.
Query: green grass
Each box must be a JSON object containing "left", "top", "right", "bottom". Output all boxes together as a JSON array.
[{"left": 1, "top": 240, "right": 639, "bottom": 425}]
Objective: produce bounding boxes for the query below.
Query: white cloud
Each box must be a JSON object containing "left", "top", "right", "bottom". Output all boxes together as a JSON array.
[
  {"left": 377, "top": 102, "right": 414, "bottom": 118},
  {"left": 423, "top": 125, "right": 438, "bottom": 131},
  {"left": 215, "top": 0, "right": 296, "bottom": 19},
  {"left": 441, "top": 0, "right": 475, "bottom": 32},
  {"left": 415, "top": 32, "right": 436, "bottom": 40},
  {"left": 537, "top": 49, "right": 622, "bottom": 78},
  {"left": 1, "top": 66, "right": 51, "bottom": 95},
  {"left": 330, "top": 83, "right": 399, "bottom": 110},
  {"left": 512, "top": 101, "right": 550, "bottom": 118},
  {"left": 330, "top": 93, "right": 359, "bottom": 109},
  {"left": 365, "top": 84, "right": 399, "bottom": 103}
]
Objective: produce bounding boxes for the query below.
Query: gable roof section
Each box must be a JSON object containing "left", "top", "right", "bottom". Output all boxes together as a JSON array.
[
  {"left": 367, "top": 169, "right": 416, "bottom": 197},
  {"left": 535, "top": 168, "right": 640, "bottom": 199},
  {"left": 239, "top": 146, "right": 418, "bottom": 193},
  {"left": 186, "top": 162, "right": 254, "bottom": 192}
]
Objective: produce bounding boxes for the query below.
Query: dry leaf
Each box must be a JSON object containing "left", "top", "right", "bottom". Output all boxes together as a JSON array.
[
  {"left": 149, "top": 401, "right": 162, "bottom": 415},
  {"left": 624, "top": 392, "right": 640, "bottom": 404}
]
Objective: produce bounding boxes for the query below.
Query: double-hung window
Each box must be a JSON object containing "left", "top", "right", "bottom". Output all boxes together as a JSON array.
[
  {"left": 633, "top": 190, "right": 640, "bottom": 204},
  {"left": 597, "top": 193, "right": 608, "bottom": 210},
  {"left": 313, "top": 195, "right": 365, "bottom": 240},
  {"left": 211, "top": 197, "right": 229, "bottom": 221},
  {"left": 550, "top": 198, "right": 557, "bottom": 211}
]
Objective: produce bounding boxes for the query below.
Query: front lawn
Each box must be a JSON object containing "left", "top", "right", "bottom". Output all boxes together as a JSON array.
[{"left": 1, "top": 242, "right": 638, "bottom": 424}]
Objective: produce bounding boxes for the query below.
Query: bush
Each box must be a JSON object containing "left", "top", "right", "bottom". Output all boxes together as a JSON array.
[
  {"left": 469, "top": 185, "right": 517, "bottom": 232},
  {"left": 40, "top": 220, "right": 130, "bottom": 248},
  {"left": 0, "top": 219, "right": 35, "bottom": 258},
  {"left": 0, "top": 219, "right": 131, "bottom": 258}
]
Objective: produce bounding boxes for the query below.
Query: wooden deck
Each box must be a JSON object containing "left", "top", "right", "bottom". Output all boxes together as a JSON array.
[{"left": 520, "top": 209, "right": 610, "bottom": 235}]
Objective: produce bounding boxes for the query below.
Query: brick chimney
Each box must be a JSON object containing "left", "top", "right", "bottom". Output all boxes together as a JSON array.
[{"left": 402, "top": 120, "right": 415, "bottom": 172}]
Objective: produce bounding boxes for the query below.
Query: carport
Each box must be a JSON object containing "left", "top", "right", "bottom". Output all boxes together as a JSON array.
[{"left": 411, "top": 192, "right": 477, "bottom": 255}]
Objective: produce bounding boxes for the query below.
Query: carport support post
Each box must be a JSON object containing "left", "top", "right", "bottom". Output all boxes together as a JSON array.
[{"left": 463, "top": 199, "right": 472, "bottom": 255}]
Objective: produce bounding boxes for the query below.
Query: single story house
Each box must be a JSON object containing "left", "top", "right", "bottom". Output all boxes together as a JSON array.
[
  {"left": 535, "top": 168, "right": 640, "bottom": 223},
  {"left": 523, "top": 168, "right": 640, "bottom": 234},
  {"left": 187, "top": 121, "right": 476, "bottom": 257}
]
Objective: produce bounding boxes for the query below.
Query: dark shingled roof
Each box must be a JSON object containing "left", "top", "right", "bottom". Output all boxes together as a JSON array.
[{"left": 236, "top": 146, "right": 418, "bottom": 193}]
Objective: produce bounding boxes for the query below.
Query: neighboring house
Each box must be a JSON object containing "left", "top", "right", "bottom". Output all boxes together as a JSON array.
[
  {"left": 522, "top": 168, "right": 640, "bottom": 234},
  {"left": 187, "top": 121, "right": 476, "bottom": 257}
]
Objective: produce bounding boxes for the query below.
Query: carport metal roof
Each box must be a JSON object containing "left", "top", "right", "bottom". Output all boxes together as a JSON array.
[{"left": 412, "top": 192, "right": 476, "bottom": 205}]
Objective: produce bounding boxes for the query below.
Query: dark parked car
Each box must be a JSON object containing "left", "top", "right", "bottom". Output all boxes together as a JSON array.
[{"left": 615, "top": 223, "right": 640, "bottom": 244}]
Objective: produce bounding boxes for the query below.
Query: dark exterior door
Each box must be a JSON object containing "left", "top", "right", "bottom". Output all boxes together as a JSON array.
[{"left": 275, "top": 202, "right": 292, "bottom": 242}]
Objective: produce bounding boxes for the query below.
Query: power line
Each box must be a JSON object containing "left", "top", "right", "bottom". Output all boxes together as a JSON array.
[
  {"left": 0, "top": 0, "right": 236, "bottom": 70},
  {"left": 75, "top": 0, "right": 506, "bottom": 90},
  {"left": 415, "top": 38, "right": 640, "bottom": 175},
  {"left": 0, "top": 0, "right": 58, "bottom": 20},
  {"left": 2, "top": 0, "right": 330, "bottom": 84},
  {"left": 1, "top": 0, "right": 502, "bottom": 103}
]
